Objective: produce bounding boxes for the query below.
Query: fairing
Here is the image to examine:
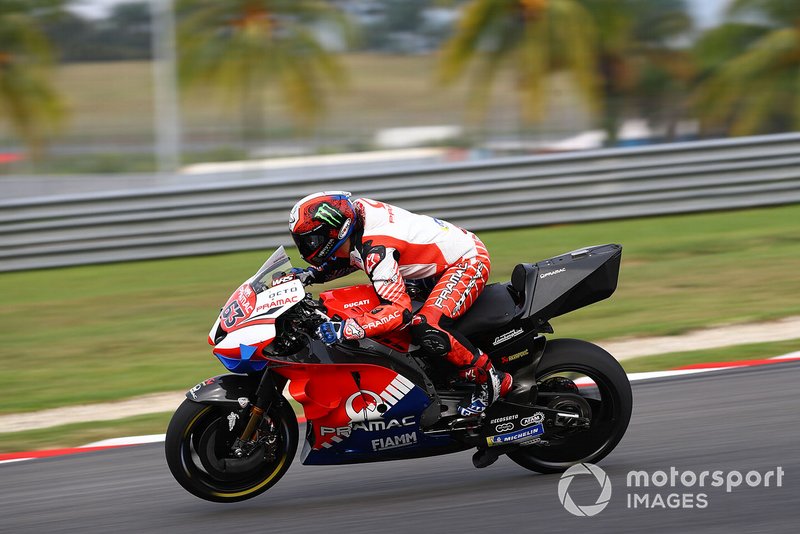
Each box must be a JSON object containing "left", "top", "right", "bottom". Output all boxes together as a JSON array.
[
  {"left": 207, "top": 246, "right": 305, "bottom": 373},
  {"left": 273, "top": 362, "right": 461, "bottom": 465}
]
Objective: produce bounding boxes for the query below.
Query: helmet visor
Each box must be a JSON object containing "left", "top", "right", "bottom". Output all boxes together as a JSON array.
[{"left": 293, "top": 232, "right": 332, "bottom": 265}]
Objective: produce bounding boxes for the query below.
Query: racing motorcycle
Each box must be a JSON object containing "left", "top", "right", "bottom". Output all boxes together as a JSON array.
[{"left": 165, "top": 244, "right": 632, "bottom": 502}]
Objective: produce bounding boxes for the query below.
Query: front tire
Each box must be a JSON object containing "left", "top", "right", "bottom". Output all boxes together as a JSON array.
[
  {"left": 165, "top": 399, "right": 298, "bottom": 502},
  {"left": 508, "top": 338, "right": 632, "bottom": 473}
]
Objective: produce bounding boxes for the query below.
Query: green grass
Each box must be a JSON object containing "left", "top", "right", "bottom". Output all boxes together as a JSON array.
[
  {"left": 1, "top": 204, "right": 799, "bottom": 415},
  {"left": 2, "top": 338, "right": 797, "bottom": 453},
  {"left": 0, "top": 413, "right": 172, "bottom": 454},
  {"left": 0, "top": 400, "right": 305, "bottom": 453}
]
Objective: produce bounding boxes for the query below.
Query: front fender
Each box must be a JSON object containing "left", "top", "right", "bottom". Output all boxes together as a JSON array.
[{"left": 186, "top": 374, "right": 260, "bottom": 406}]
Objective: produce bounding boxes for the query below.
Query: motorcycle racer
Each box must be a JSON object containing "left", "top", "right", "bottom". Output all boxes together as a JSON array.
[{"left": 288, "top": 191, "right": 512, "bottom": 416}]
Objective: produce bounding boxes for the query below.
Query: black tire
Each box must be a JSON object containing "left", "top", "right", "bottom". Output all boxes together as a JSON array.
[
  {"left": 508, "top": 338, "right": 632, "bottom": 474},
  {"left": 165, "top": 399, "right": 298, "bottom": 502}
]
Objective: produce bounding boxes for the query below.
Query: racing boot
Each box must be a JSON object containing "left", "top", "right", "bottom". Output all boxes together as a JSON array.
[{"left": 457, "top": 352, "right": 512, "bottom": 416}]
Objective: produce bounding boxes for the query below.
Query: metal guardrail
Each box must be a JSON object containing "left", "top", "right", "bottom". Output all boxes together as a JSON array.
[{"left": 2, "top": 133, "right": 800, "bottom": 272}]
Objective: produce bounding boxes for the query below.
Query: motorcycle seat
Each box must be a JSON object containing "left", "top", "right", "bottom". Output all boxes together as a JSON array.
[{"left": 452, "top": 283, "right": 517, "bottom": 336}]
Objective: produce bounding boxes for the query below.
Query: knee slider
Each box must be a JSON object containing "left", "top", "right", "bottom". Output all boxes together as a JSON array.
[{"left": 410, "top": 316, "right": 451, "bottom": 356}]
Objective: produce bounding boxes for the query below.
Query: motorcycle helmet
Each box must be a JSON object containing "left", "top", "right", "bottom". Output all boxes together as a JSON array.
[{"left": 289, "top": 191, "right": 356, "bottom": 266}]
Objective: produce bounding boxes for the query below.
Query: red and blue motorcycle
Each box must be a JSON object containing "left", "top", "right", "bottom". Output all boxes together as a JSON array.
[{"left": 165, "top": 244, "right": 632, "bottom": 502}]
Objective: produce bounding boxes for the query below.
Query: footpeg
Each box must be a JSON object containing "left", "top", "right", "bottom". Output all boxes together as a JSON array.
[{"left": 472, "top": 448, "right": 501, "bottom": 469}]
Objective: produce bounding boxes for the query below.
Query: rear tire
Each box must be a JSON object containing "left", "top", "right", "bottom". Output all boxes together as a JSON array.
[
  {"left": 165, "top": 399, "right": 298, "bottom": 502},
  {"left": 508, "top": 338, "right": 632, "bottom": 474}
]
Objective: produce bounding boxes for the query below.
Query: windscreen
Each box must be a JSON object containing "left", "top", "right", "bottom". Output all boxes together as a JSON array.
[{"left": 250, "top": 246, "right": 294, "bottom": 293}]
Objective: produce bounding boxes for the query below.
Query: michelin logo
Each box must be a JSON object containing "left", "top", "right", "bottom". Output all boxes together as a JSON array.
[{"left": 486, "top": 424, "right": 544, "bottom": 447}]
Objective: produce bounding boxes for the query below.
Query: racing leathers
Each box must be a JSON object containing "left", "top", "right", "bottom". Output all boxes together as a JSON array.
[{"left": 306, "top": 198, "right": 512, "bottom": 414}]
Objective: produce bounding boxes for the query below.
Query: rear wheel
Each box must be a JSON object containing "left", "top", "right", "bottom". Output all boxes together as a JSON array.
[
  {"left": 165, "top": 399, "right": 298, "bottom": 502},
  {"left": 508, "top": 338, "right": 632, "bottom": 473}
]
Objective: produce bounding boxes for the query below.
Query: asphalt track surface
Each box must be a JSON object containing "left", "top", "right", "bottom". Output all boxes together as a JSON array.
[{"left": 3, "top": 363, "right": 799, "bottom": 534}]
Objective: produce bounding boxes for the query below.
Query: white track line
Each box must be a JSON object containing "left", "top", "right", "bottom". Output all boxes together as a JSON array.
[{"left": 770, "top": 351, "right": 800, "bottom": 360}]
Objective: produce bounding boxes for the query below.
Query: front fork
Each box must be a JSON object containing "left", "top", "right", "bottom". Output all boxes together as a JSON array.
[{"left": 235, "top": 369, "right": 286, "bottom": 452}]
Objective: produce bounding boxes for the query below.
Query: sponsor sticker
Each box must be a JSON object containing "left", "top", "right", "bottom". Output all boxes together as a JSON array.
[
  {"left": 540, "top": 268, "right": 566, "bottom": 279},
  {"left": 501, "top": 349, "right": 529, "bottom": 364},
  {"left": 254, "top": 282, "right": 302, "bottom": 313},
  {"left": 227, "top": 412, "right": 239, "bottom": 431},
  {"left": 371, "top": 432, "right": 418, "bottom": 451},
  {"left": 431, "top": 217, "right": 449, "bottom": 229},
  {"left": 314, "top": 203, "right": 344, "bottom": 226},
  {"left": 344, "top": 390, "right": 383, "bottom": 421},
  {"left": 493, "top": 328, "right": 524, "bottom": 346},
  {"left": 486, "top": 424, "right": 544, "bottom": 447},
  {"left": 521, "top": 412, "right": 545, "bottom": 426},
  {"left": 188, "top": 378, "right": 215, "bottom": 399},
  {"left": 489, "top": 414, "right": 519, "bottom": 424},
  {"left": 337, "top": 218, "right": 352, "bottom": 239},
  {"left": 321, "top": 416, "right": 416, "bottom": 439},
  {"left": 271, "top": 274, "right": 295, "bottom": 287},
  {"left": 344, "top": 299, "right": 372, "bottom": 309},
  {"left": 495, "top": 422, "right": 515, "bottom": 433}
]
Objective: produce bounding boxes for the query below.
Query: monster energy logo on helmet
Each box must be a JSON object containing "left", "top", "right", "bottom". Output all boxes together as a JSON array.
[{"left": 315, "top": 203, "right": 345, "bottom": 227}]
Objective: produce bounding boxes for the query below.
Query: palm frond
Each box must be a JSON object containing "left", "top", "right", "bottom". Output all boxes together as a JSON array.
[
  {"left": 693, "top": 27, "right": 800, "bottom": 134},
  {"left": 729, "top": 0, "right": 800, "bottom": 24},
  {"left": 177, "top": 0, "right": 350, "bottom": 128},
  {"left": 438, "top": 0, "right": 513, "bottom": 84},
  {"left": 439, "top": 0, "right": 599, "bottom": 125},
  {"left": 0, "top": 2, "right": 65, "bottom": 156}
]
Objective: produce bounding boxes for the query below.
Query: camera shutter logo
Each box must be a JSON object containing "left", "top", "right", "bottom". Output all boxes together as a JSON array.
[{"left": 558, "top": 463, "right": 612, "bottom": 517}]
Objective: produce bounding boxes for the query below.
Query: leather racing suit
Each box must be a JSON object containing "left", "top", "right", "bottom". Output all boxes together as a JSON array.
[{"left": 308, "top": 198, "right": 491, "bottom": 370}]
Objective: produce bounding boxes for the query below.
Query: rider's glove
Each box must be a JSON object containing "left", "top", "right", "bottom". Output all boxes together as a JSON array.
[
  {"left": 289, "top": 267, "right": 315, "bottom": 286},
  {"left": 317, "top": 321, "right": 343, "bottom": 344},
  {"left": 317, "top": 319, "right": 365, "bottom": 344}
]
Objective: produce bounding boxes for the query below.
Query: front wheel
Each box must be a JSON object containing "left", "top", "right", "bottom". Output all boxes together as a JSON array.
[
  {"left": 165, "top": 399, "right": 298, "bottom": 502},
  {"left": 508, "top": 338, "right": 632, "bottom": 473}
]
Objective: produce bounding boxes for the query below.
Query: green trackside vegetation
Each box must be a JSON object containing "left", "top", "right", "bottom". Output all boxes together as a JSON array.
[
  {"left": 2, "top": 338, "right": 798, "bottom": 453},
  {"left": 0, "top": 413, "right": 173, "bottom": 454},
  {"left": 1, "top": 204, "right": 799, "bottom": 416},
  {"left": 0, "top": 399, "right": 304, "bottom": 453}
]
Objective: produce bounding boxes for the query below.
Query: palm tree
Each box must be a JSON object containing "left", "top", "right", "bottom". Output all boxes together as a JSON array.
[
  {"left": 438, "top": 0, "right": 693, "bottom": 144},
  {"left": 438, "top": 0, "right": 600, "bottom": 124},
  {"left": 693, "top": 0, "right": 800, "bottom": 136},
  {"left": 583, "top": 0, "right": 693, "bottom": 144},
  {"left": 177, "top": 0, "right": 351, "bottom": 137},
  {"left": 0, "top": 0, "right": 65, "bottom": 157}
]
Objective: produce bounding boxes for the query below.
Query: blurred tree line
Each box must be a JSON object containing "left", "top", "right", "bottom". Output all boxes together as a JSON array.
[
  {"left": 44, "top": 2, "right": 152, "bottom": 61},
  {"left": 3, "top": 0, "right": 800, "bottom": 159}
]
